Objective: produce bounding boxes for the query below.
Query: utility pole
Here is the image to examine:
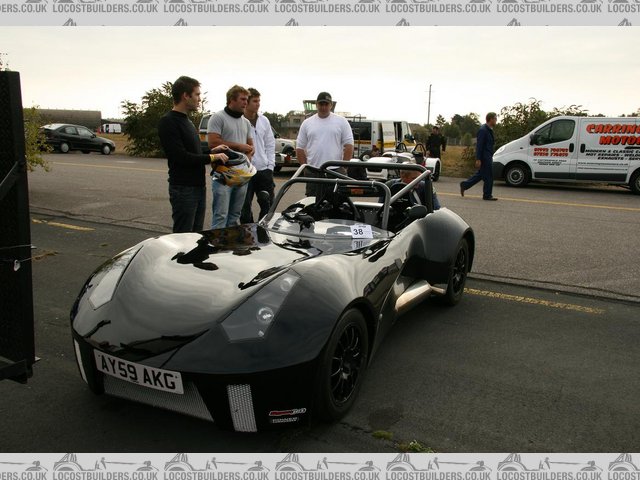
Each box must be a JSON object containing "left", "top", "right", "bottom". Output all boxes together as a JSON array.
[{"left": 427, "top": 84, "right": 432, "bottom": 127}]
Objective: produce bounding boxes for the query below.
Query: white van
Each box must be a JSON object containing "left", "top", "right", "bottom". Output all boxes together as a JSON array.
[
  {"left": 100, "top": 123, "right": 122, "bottom": 134},
  {"left": 348, "top": 119, "right": 415, "bottom": 158},
  {"left": 493, "top": 116, "right": 640, "bottom": 194},
  {"left": 348, "top": 119, "right": 442, "bottom": 181}
]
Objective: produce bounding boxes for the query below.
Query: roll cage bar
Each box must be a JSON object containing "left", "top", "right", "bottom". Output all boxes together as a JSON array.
[{"left": 264, "top": 161, "right": 434, "bottom": 232}]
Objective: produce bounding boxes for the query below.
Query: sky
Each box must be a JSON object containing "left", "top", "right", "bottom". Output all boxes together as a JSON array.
[{"left": 1, "top": 26, "right": 638, "bottom": 124}]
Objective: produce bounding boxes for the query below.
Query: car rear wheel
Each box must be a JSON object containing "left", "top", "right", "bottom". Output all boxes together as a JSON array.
[
  {"left": 441, "top": 238, "right": 469, "bottom": 306},
  {"left": 315, "top": 308, "right": 369, "bottom": 421},
  {"left": 59, "top": 142, "right": 70, "bottom": 153},
  {"left": 504, "top": 163, "right": 531, "bottom": 187},
  {"left": 101, "top": 144, "right": 112, "bottom": 155},
  {"left": 630, "top": 170, "right": 640, "bottom": 195}
]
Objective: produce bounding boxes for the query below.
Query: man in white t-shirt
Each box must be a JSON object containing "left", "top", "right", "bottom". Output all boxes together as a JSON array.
[
  {"left": 240, "top": 88, "right": 276, "bottom": 223},
  {"left": 296, "top": 92, "right": 354, "bottom": 196}
]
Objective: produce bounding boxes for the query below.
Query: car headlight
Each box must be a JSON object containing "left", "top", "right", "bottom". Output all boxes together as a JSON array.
[
  {"left": 88, "top": 245, "right": 142, "bottom": 310},
  {"left": 221, "top": 271, "right": 300, "bottom": 342}
]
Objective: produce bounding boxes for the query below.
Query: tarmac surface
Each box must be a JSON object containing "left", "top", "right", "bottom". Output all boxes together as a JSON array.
[{"left": 1, "top": 152, "right": 639, "bottom": 452}]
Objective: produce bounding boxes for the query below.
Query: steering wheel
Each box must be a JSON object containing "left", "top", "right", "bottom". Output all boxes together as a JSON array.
[{"left": 315, "top": 193, "right": 363, "bottom": 223}]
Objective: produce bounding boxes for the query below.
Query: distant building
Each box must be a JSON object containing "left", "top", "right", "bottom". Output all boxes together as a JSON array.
[{"left": 36, "top": 109, "right": 102, "bottom": 130}]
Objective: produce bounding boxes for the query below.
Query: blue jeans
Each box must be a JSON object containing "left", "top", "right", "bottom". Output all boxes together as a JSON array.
[
  {"left": 461, "top": 160, "right": 494, "bottom": 198},
  {"left": 168, "top": 184, "right": 206, "bottom": 233},
  {"left": 211, "top": 179, "right": 248, "bottom": 229}
]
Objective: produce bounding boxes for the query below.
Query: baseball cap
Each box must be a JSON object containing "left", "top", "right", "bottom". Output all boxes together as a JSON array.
[{"left": 316, "top": 92, "right": 332, "bottom": 104}]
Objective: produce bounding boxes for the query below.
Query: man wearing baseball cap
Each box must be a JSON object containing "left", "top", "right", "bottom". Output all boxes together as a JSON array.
[{"left": 296, "top": 92, "right": 354, "bottom": 196}]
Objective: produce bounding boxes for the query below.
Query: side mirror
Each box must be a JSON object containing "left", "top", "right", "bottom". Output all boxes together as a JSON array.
[
  {"left": 406, "top": 204, "right": 428, "bottom": 220},
  {"left": 92, "top": 133, "right": 96, "bottom": 138},
  {"left": 404, "top": 134, "right": 415, "bottom": 142},
  {"left": 529, "top": 134, "right": 537, "bottom": 145},
  {"left": 274, "top": 132, "right": 281, "bottom": 138}
]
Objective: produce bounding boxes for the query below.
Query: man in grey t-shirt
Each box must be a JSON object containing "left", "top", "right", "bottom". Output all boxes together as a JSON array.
[{"left": 207, "top": 85, "right": 254, "bottom": 228}]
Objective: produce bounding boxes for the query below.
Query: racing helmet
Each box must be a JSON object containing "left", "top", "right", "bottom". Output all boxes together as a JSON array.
[{"left": 214, "top": 150, "right": 256, "bottom": 187}]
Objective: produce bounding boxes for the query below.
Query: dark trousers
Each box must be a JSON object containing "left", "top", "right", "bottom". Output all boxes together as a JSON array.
[
  {"left": 169, "top": 184, "right": 206, "bottom": 233},
  {"left": 241, "top": 169, "right": 275, "bottom": 223},
  {"left": 461, "top": 160, "right": 494, "bottom": 199}
]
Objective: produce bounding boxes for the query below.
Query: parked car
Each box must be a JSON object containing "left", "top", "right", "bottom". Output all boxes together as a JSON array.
[
  {"left": 41, "top": 124, "right": 115, "bottom": 155},
  {"left": 70, "top": 159, "right": 474, "bottom": 432}
]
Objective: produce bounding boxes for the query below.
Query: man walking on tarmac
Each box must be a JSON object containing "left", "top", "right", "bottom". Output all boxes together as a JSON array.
[{"left": 460, "top": 112, "right": 498, "bottom": 201}]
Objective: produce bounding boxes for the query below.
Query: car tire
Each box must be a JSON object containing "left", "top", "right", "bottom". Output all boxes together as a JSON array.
[
  {"left": 101, "top": 144, "right": 112, "bottom": 155},
  {"left": 630, "top": 170, "right": 640, "bottom": 195},
  {"left": 59, "top": 142, "right": 70, "bottom": 154},
  {"left": 359, "top": 150, "right": 372, "bottom": 161},
  {"left": 440, "top": 238, "right": 469, "bottom": 306},
  {"left": 315, "top": 308, "right": 369, "bottom": 422},
  {"left": 504, "top": 163, "right": 531, "bottom": 187},
  {"left": 432, "top": 162, "right": 441, "bottom": 182}
]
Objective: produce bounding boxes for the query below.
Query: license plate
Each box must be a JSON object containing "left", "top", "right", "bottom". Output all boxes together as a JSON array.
[{"left": 94, "top": 351, "right": 184, "bottom": 394}]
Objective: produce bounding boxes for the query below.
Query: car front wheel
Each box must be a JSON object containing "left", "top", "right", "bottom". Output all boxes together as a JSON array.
[
  {"left": 315, "top": 308, "right": 369, "bottom": 421},
  {"left": 59, "top": 142, "right": 70, "bottom": 153},
  {"left": 504, "top": 163, "right": 531, "bottom": 187},
  {"left": 630, "top": 170, "right": 640, "bottom": 195},
  {"left": 101, "top": 144, "right": 112, "bottom": 155},
  {"left": 441, "top": 238, "right": 469, "bottom": 306}
]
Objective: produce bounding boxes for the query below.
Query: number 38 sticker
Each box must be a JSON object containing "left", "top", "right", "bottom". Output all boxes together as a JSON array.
[{"left": 350, "top": 224, "right": 373, "bottom": 239}]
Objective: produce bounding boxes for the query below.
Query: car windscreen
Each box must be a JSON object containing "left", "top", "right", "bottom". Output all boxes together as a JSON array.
[{"left": 266, "top": 217, "right": 391, "bottom": 240}]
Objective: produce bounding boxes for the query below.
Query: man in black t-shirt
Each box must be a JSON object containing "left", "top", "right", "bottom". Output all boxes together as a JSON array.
[{"left": 158, "top": 76, "right": 229, "bottom": 233}]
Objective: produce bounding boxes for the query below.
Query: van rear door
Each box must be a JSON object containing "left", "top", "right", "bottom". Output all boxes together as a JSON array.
[
  {"left": 381, "top": 121, "right": 396, "bottom": 152},
  {"left": 576, "top": 118, "right": 638, "bottom": 182},
  {"left": 528, "top": 118, "right": 578, "bottom": 181}
]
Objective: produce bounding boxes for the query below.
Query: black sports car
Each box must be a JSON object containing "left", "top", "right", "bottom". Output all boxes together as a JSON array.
[{"left": 70, "top": 162, "right": 474, "bottom": 432}]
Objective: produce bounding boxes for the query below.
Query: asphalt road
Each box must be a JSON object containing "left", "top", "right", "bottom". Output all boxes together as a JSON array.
[
  {"left": 1, "top": 153, "right": 639, "bottom": 452},
  {"left": 27, "top": 152, "right": 640, "bottom": 301}
]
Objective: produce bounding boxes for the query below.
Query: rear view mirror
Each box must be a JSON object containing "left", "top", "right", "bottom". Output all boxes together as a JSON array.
[{"left": 406, "top": 205, "right": 428, "bottom": 220}]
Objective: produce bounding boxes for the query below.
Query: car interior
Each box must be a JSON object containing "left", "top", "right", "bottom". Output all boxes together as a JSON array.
[{"left": 270, "top": 162, "right": 433, "bottom": 234}]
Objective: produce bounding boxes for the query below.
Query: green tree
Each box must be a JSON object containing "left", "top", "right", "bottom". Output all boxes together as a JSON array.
[
  {"left": 493, "top": 98, "right": 548, "bottom": 149},
  {"left": 451, "top": 113, "right": 481, "bottom": 138},
  {"left": 122, "top": 81, "right": 206, "bottom": 157},
  {"left": 1, "top": 56, "right": 51, "bottom": 171},
  {"left": 23, "top": 106, "right": 52, "bottom": 171},
  {"left": 411, "top": 124, "right": 429, "bottom": 144},
  {"left": 442, "top": 123, "right": 460, "bottom": 141},
  {"left": 551, "top": 104, "right": 589, "bottom": 117},
  {"left": 435, "top": 114, "right": 446, "bottom": 128},
  {"left": 263, "top": 112, "right": 285, "bottom": 131}
]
